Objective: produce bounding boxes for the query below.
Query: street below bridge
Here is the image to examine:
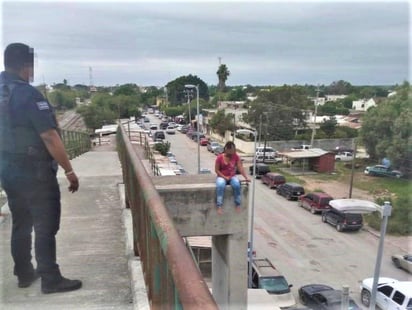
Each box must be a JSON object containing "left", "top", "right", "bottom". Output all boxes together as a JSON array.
[{"left": 145, "top": 114, "right": 411, "bottom": 308}]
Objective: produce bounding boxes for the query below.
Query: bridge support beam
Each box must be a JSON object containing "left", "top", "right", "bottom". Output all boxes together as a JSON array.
[{"left": 154, "top": 175, "right": 248, "bottom": 309}]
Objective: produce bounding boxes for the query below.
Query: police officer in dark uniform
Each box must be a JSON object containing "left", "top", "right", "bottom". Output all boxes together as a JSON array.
[{"left": 0, "top": 43, "right": 82, "bottom": 293}]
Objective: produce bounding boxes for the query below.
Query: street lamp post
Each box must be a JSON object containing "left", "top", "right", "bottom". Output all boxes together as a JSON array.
[
  {"left": 185, "top": 84, "right": 200, "bottom": 174},
  {"left": 329, "top": 199, "right": 392, "bottom": 310},
  {"left": 236, "top": 128, "right": 257, "bottom": 289}
]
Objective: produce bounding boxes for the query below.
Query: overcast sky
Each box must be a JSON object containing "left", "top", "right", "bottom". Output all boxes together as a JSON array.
[{"left": 1, "top": 0, "right": 410, "bottom": 87}]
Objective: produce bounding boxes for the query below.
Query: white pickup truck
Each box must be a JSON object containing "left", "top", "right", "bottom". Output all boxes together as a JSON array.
[{"left": 335, "top": 151, "right": 354, "bottom": 161}]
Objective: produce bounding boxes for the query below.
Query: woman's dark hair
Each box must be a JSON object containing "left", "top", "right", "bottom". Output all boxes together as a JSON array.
[
  {"left": 4, "top": 43, "right": 34, "bottom": 71},
  {"left": 224, "top": 141, "right": 236, "bottom": 151}
]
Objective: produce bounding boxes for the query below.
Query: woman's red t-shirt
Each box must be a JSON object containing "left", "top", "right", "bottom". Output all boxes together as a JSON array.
[{"left": 215, "top": 153, "right": 239, "bottom": 178}]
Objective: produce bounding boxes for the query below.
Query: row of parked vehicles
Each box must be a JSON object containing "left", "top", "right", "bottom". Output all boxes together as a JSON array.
[
  {"left": 252, "top": 255, "right": 411, "bottom": 309},
  {"left": 249, "top": 163, "right": 364, "bottom": 233}
]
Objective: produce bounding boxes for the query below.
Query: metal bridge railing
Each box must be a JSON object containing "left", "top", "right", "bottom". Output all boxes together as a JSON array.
[
  {"left": 61, "top": 129, "right": 91, "bottom": 159},
  {"left": 117, "top": 125, "right": 217, "bottom": 310}
]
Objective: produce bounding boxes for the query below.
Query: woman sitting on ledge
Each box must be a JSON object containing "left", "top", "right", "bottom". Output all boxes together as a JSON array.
[{"left": 215, "top": 141, "right": 250, "bottom": 215}]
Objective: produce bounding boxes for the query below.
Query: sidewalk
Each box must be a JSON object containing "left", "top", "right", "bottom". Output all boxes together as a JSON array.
[{"left": 0, "top": 141, "right": 146, "bottom": 309}]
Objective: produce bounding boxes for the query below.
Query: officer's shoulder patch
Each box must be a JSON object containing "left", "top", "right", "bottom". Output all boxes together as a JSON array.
[{"left": 36, "top": 101, "right": 49, "bottom": 110}]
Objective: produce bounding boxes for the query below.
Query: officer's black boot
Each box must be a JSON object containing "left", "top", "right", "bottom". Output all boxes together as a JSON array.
[{"left": 41, "top": 276, "right": 82, "bottom": 294}]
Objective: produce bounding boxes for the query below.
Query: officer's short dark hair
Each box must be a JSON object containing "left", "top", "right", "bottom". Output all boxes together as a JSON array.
[{"left": 4, "top": 43, "right": 34, "bottom": 71}]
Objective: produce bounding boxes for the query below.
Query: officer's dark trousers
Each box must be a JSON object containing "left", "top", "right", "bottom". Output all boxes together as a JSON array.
[{"left": 0, "top": 159, "right": 62, "bottom": 284}]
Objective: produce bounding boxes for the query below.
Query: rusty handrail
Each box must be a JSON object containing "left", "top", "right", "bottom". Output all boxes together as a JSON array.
[{"left": 117, "top": 125, "right": 217, "bottom": 310}]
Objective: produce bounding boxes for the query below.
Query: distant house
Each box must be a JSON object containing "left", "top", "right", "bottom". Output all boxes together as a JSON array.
[
  {"left": 279, "top": 148, "right": 335, "bottom": 173},
  {"left": 352, "top": 98, "right": 376, "bottom": 111},
  {"left": 325, "top": 95, "right": 347, "bottom": 102}
]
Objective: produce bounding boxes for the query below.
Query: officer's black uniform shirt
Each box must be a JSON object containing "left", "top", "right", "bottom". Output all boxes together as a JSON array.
[{"left": 0, "top": 71, "right": 57, "bottom": 157}]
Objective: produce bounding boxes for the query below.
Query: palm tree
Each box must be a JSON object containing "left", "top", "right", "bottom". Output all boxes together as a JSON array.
[{"left": 217, "top": 64, "right": 230, "bottom": 92}]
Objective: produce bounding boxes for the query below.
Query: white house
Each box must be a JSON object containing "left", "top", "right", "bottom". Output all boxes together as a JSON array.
[
  {"left": 352, "top": 98, "right": 376, "bottom": 111},
  {"left": 326, "top": 94, "right": 347, "bottom": 102}
]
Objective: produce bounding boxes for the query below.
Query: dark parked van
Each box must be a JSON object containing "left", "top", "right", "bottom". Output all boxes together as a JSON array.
[
  {"left": 160, "top": 121, "right": 169, "bottom": 130},
  {"left": 153, "top": 131, "right": 165, "bottom": 141},
  {"left": 249, "top": 163, "right": 270, "bottom": 179},
  {"left": 261, "top": 173, "right": 286, "bottom": 189},
  {"left": 321, "top": 208, "right": 363, "bottom": 232},
  {"left": 276, "top": 182, "right": 305, "bottom": 200}
]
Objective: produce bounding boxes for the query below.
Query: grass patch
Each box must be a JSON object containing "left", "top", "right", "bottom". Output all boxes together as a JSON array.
[{"left": 269, "top": 165, "right": 306, "bottom": 185}]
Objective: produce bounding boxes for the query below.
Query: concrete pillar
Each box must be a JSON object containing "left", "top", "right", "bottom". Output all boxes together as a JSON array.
[
  {"left": 212, "top": 233, "right": 248, "bottom": 310},
  {"left": 153, "top": 175, "right": 249, "bottom": 309}
]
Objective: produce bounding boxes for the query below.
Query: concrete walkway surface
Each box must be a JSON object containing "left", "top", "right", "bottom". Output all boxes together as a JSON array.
[{"left": 0, "top": 149, "right": 144, "bottom": 309}]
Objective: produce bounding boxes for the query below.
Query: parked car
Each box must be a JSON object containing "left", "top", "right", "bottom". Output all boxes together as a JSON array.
[
  {"left": 255, "top": 154, "right": 283, "bottom": 164},
  {"left": 251, "top": 258, "right": 296, "bottom": 308},
  {"left": 364, "top": 165, "right": 403, "bottom": 178},
  {"left": 166, "top": 126, "right": 175, "bottom": 134},
  {"left": 335, "top": 152, "right": 354, "bottom": 161},
  {"left": 192, "top": 132, "right": 205, "bottom": 141},
  {"left": 180, "top": 125, "right": 190, "bottom": 134},
  {"left": 321, "top": 207, "right": 363, "bottom": 232},
  {"left": 255, "top": 146, "right": 276, "bottom": 158},
  {"left": 360, "top": 277, "right": 412, "bottom": 309},
  {"left": 213, "top": 146, "right": 224, "bottom": 156},
  {"left": 166, "top": 152, "right": 177, "bottom": 164},
  {"left": 261, "top": 173, "right": 286, "bottom": 189},
  {"left": 207, "top": 141, "right": 221, "bottom": 153},
  {"left": 298, "top": 192, "right": 333, "bottom": 214},
  {"left": 160, "top": 121, "right": 169, "bottom": 130},
  {"left": 249, "top": 163, "right": 270, "bottom": 179},
  {"left": 199, "top": 137, "right": 209, "bottom": 146},
  {"left": 149, "top": 123, "right": 158, "bottom": 130},
  {"left": 299, "top": 284, "right": 360, "bottom": 310},
  {"left": 153, "top": 131, "right": 165, "bottom": 141},
  {"left": 276, "top": 183, "right": 305, "bottom": 200},
  {"left": 391, "top": 254, "right": 412, "bottom": 273}
]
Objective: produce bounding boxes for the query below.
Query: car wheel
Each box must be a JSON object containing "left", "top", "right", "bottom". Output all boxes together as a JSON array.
[
  {"left": 392, "top": 258, "right": 401, "bottom": 268},
  {"left": 287, "top": 194, "right": 291, "bottom": 200},
  {"left": 336, "top": 223, "right": 343, "bottom": 232},
  {"left": 395, "top": 174, "right": 401, "bottom": 179},
  {"left": 361, "top": 289, "right": 371, "bottom": 307},
  {"left": 310, "top": 206, "right": 316, "bottom": 214},
  {"left": 300, "top": 293, "right": 307, "bottom": 305},
  {"left": 322, "top": 214, "right": 327, "bottom": 222}
]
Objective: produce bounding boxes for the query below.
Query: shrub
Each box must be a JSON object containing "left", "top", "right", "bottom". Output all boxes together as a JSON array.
[
  {"left": 364, "top": 196, "right": 411, "bottom": 235},
  {"left": 154, "top": 141, "right": 171, "bottom": 156}
]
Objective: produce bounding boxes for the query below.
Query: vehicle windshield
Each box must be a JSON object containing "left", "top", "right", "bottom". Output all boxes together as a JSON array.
[
  {"left": 320, "top": 197, "right": 333, "bottom": 206},
  {"left": 259, "top": 276, "right": 290, "bottom": 294}
]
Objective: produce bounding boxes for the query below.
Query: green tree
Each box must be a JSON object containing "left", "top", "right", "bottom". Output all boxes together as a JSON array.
[
  {"left": 209, "top": 109, "right": 234, "bottom": 136},
  {"left": 217, "top": 64, "right": 230, "bottom": 92},
  {"left": 113, "top": 84, "right": 139, "bottom": 96},
  {"left": 225, "top": 87, "right": 246, "bottom": 101},
  {"left": 166, "top": 75, "right": 209, "bottom": 105},
  {"left": 243, "top": 85, "right": 309, "bottom": 140},
  {"left": 319, "top": 116, "right": 338, "bottom": 137},
  {"left": 360, "top": 82, "right": 411, "bottom": 169},
  {"left": 317, "top": 102, "right": 350, "bottom": 116},
  {"left": 326, "top": 80, "right": 353, "bottom": 95},
  {"left": 48, "top": 89, "right": 77, "bottom": 110}
]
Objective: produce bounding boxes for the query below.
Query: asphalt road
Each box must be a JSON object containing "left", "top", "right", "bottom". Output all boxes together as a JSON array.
[{"left": 145, "top": 114, "right": 411, "bottom": 308}]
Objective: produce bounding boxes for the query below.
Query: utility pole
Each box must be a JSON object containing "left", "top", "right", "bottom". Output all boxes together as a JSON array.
[
  {"left": 185, "top": 89, "right": 192, "bottom": 128},
  {"left": 348, "top": 138, "right": 357, "bottom": 198},
  {"left": 310, "top": 85, "right": 320, "bottom": 146}
]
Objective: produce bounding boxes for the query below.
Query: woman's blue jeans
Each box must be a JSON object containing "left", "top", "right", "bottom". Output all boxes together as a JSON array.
[{"left": 216, "top": 176, "right": 241, "bottom": 208}]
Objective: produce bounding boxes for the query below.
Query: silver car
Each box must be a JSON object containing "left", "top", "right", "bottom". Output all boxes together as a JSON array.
[{"left": 392, "top": 254, "right": 412, "bottom": 273}]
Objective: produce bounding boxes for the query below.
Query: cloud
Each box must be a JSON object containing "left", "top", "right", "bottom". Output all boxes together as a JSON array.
[{"left": 1, "top": 1, "right": 410, "bottom": 86}]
